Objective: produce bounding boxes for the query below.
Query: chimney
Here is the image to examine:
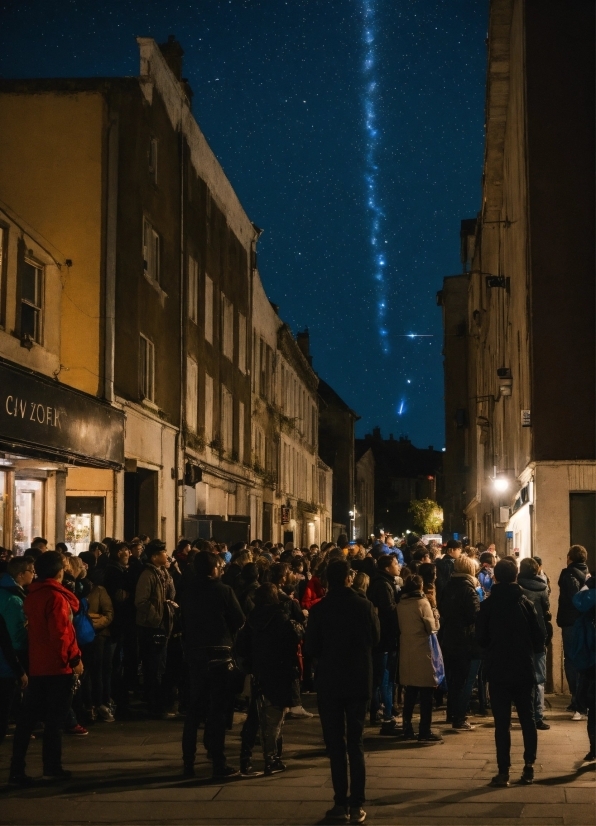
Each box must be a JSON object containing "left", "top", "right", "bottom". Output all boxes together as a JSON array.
[
  {"left": 372, "top": 426, "right": 381, "bottom": 440},
  {"left": 296, "top": 328, "right": 312, "bottom": 365},
  {"left": 389, "top": 433, "right": 394, "bottom": 441},
  {"left": 159, "top": 35, "right": 184, "bottom": 79}
]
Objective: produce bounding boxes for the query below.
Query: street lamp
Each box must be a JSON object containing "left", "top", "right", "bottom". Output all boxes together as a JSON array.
[{"left": 349, "top": 506, "right": 357, "bottom": 540}]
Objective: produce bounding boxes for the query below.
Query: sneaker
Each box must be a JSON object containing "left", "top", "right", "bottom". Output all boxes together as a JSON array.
[
  {"left": 566, "top": 704, "right": 575, "bottom": 712},
  {"left": 264, "top": 757, "right": 286, "bottom": 776},
  {"left": 324, "top": 804, "right": 349, "bottom": 822},
  {"left": 349, "top": 807, "right": 366, "bottom": 824},
  {"left": 491, "top": 773, "right": 510, "bottom": 787},
  {"left": 519, "top": 764, "right": 534, "bottom": 785},
  {"left": 212, "top": 765, "right": 240, "bottom": 780},
  {"left": 583, "top": 751, "right": 595, "bottom": 762},
  {"left": 42, "top": 769, "right": 72, "bottom": 782},
  {"left": 379, "top": 720, "right": 401, "bottom": 736},
  {"left": 572, "top": 711, "right": 586, "bottom": 721},
  {"left": 535, "top": 720, "right": 550, "bottom": 730},
  {"left": 402, "top": 724, "right": 417, "bottom": 741},
  {"left": 8, "top": 772, "right": 34, "bottom": 787},
  {"left": 287, "top": 705, "right": 313, "bottom": 719},
  {"left": 64, "top": 724, "right": 88, "bottom": 736},
  {"left": 452, "top": 721, "right": 475, "bottom": 731},
  {"left": 182, "top": 762, "right": 195, "bottom": 778},
  {"left": 418, "top": 731, "right": 444, "bottom": 743},
  {"left": 97, "top": 705, "right": 115, "bottom": 723}
]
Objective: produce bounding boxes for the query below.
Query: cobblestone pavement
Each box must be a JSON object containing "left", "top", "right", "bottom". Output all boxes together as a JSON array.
[{"left": 0, "top": 695, "right": 594, "bottom": 825}]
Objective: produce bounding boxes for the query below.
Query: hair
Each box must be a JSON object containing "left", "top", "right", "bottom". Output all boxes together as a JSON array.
[
  {"left": 411, "top": 547, "right": 430, "bottom": 562},
  {"left": 240, "top": 562, "right": 259, "bottom": 583},
  {"left": 418, "top": 562, "right": 436, "bottom": 588},
  {"left": 446, "top": 539, "right": 462, "bottom": 552},
  {"left": 352, "top": 571, "right": 370, "bottom": 593},
  {"left": 480, "top": 551, "right": 495, "bottom": 565},
  {"left": 494, "top": 558, "right": 518, "bottom": 584},
  {"left": 326, "top": 559, "right": 351, "bottom": 589},
  {"left": 568, "top": 545, "right": 588, "bottom": 565},
  {"left": 270, "top": 562, "right": 290, "bottom": 586},
  {"left": 253, "top": 582, "right": 279, "bottom": 607},
  {"left": 533, "top": 556, "right": 543, "bottom": 567},
  {"left": 336, "top": 534, "right": 349, "bottom": 549},
  {"left": 31, "top": 537, "right": 48, "bottom": 548},
  {"left": 192, "top": 538, "right": 215, "bottom": 552},
  {"left": 68, "top": 556, "right": 87, "bottom": 578},
  {"left": 89, "top": 541, "right": 107, "bottom": 556},
  {"left": 519, "top": 557, "right": 539, "bottom": 577},
  {"left": 193, "top": 550, "right": 219, "bottom": 578},
  {"left": 35, "top": 551, "right": 64, "bottom": 581},
  {"left": 402, "top": 574, "right": 423, "bottom": 594},
  {"left": 109, "top": 541, "right": 130, "bottom": 562},
  {"left": 55, "top": 542, "right": 68, "bottom": 554},
  {"left": 378, "top": 553, "right": 398, "bottom": 572},
  {"left": 7, "top": 557, "right": 34, "bottom": 578},
  {"left": 176, "top": 539, "right": 191, "bottom": 553},
  {"left": 146, "top": 541, "right": 167, "bottom": 559},
  {"left": 454, "top": 555, "right": 478, "bottom": 577}
]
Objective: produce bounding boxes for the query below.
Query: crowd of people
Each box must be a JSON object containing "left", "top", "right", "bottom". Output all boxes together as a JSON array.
[{"left": 0, "top": 531, "right": 594, "bottom": 823}]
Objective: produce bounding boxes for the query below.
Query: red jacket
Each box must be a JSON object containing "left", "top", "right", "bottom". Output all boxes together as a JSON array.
[
  {"left": 300, "top": 576, "right": 325, "bottom": 611},
  {"left": 25, "top": 579, "right": 81, "bottom": 676}
]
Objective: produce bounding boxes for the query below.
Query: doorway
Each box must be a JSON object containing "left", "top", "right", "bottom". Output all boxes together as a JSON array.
[
  {"left": 124, "top": 467, "right": 158, "bottom": 540},
  {"left": 570, "top": 492, "right": 596, "bottom": 571}
]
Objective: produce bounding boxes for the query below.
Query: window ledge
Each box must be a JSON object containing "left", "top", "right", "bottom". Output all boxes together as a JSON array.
[
  {"left": 141, "top": 398, "right": 159, "bottom": 412},
  {"left": 143, "top": 271, "right": 168, "bottom": 306}
]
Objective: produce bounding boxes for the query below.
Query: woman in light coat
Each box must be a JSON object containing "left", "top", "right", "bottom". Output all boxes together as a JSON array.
[{"left": 397, "top": 574, "right": 443, "bottom": 742}]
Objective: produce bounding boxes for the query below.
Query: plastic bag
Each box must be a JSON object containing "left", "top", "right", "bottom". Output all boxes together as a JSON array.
[{"left": 429, "top": 632, "right": 447, "bottom": 691}]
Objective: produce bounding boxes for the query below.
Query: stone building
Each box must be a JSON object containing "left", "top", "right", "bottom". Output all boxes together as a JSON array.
[
  {"left": 439, "top": 0, "right": 595, "bottom": 690},
  {"left": 355, "top": 444, "right": 375, "bottom": 541}
]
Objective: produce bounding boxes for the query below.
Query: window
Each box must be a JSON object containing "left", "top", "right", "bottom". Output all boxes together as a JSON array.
[
  {"left": 221, "top": 385, "right": 233, "bottom": 454},
  {"left": 204, "top": 373, "right": 213, "bottom": 442},
  {"left": 238, "top": 401, "right": 245, "bottom": 464},
  {"left": 238, "top": 312, "right": 247, "bottom": 373},
  {"left": 186, "top": 356, "right": 198, "bottom": 431},
  {"left": 148, "top": 137, "right": 158, "bottom": 185},
  {"left": 254, "top": 425, "right": 265, "bottom": 469},
  {"left": 139, "top": 334, "right": 155, "bottom": 402},
  {"left": 204, "top": 274, "right": 213, "bottom": 343},
  {"left": 143, "top": 218, "right": 160, "bottom": 284},
  {"left": 188, "top": 256, "right": 199, "bottom": 323},
  {"left": 21, "top": 259, "right": 43, "bottom": 343},
  {"left": 252, "top": 329, "right": 259, "bottom": 391},
  {"left": 259, "top": 339, "right": 267, "bottom": 398},
  {"left": 221, "top": 293, "right": 234, "bottom": 360}
]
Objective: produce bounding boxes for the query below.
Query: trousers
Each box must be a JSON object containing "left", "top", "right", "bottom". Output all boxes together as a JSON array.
[
  {"left": 489, "top": 681, "right": 537, "bottom": 773},
  {"left": 402, "top": 685, "right": 434, "bottom": 735},
  {"left": 318, "top": 694, "right": 367, "bottom": 808},
  {"left": 182, "top": 660, "right": 233, "bottom": 772}
]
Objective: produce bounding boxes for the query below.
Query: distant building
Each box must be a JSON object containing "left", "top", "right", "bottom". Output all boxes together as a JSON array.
[
  {"left": 355, "top": 445, "right": 375, "bottom": 540},
  {"left": 438, "top": 0, "right": 595, "bottom": 691},
  {"left": 357, "top": 429, "right": 443, "bottom": 536}
]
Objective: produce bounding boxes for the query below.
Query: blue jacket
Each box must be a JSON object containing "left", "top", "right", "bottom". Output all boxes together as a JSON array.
[
  {"left": 0, "top": 573, "right": 27, "bottom": 679},
  {"left": 376, "top": 543, "right": 404, "bottom": 566},
  {"left": 478, "top": 567, "right": 494, "bottom": 595}
]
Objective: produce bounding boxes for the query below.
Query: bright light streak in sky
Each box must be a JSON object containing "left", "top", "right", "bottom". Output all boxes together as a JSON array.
[{"left": 359, "top": 0, "right": 389, "bottom": 355}]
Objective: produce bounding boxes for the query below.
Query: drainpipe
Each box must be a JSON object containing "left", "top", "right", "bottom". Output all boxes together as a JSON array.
[
  {"left": 104, "top": 114, "right": 118, "bottom": 403},
  {"left": 176, "top": 127, "right": 186, "bottom": 542}
]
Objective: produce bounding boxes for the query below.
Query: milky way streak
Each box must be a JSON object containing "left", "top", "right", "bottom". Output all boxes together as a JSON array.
[{"left": 359, "top": 0, "right": 389, "bottom": 355}]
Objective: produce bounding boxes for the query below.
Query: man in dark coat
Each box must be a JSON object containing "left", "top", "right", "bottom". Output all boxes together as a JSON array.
[
  {"left": 518, "top": 557, "right": 552, "bottom": 729},
  {"left": 556, "top": 545, "right": 590, "bottom": 716},
  {"left": 435, "top": 539, "right": 462, "bottom": 609},
  {"left": 305, "top": 560, "right": 380, "bottom": 824},
  {"left": 180, "top": 549, "right": 244, "bottom": 779},
  {"left": 367, "top": 553, "right": 400, "bottom": 734},
  {"left": 476, "top": 558, "right": 545, "bottom": 787}
]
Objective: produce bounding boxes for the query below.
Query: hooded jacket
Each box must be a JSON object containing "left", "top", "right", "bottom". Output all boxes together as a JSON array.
[
  {"left": 439, "top": 573, "right": 481, "bottom": 659},
  {"left": 25, "top": 579, "right": 81, "bottom": 676},
  {"left": 518, "top": 574, "right": 551, "bottom": 641},
  {"left": 245, "top": 602, "right": 303, "bottom": 707},
  {"left": 367, "top": 569, "right": 400, "bottom": 651},
  {"left": 181, "top": 575, "right": 244, "bottom": 662},
  {"left": 0, "top": 572, "right": 27, "bottom": 652},
  {"left": 557, "top": 563, "right": 589, "bottom": 628},
  {"left": 476, "top": 582, "right": 545, "bottom": 684}
]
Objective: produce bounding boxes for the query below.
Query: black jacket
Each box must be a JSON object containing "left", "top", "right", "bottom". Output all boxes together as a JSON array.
[
  {"left": 435, "top": 554, "right": 456, "bottom": 607},
  {"left": 305, "top": 586, "right": 380, "bottom": 699},
  {"left": 557, "top": 564, "right": 589, "bottom": 628},
  {"left": 221, "top": 562, "right": 243, "bottom": 594},
  {"left": 237, "top": 580, "right": 259, "bottom": 616},
  {"left": 518, "top": 574, "right": 552, "bottom": 642},
  {"left": 243, "top": 603, "right": 303, "bottom": 707},
  {"left": 181, "top": 576, "right": 245, "bottom": 662},
  {"left": 367, "top": 570, "right": 400, "bottom": 651},
  {"left": 439, "top": 573, "right": 480, "bottom": 660},
  {"left": 476, "top": 582, "right": 545, "bottom": 684},
  {"left": 103, "top": 562, "right": 135, "bottom": 635}
]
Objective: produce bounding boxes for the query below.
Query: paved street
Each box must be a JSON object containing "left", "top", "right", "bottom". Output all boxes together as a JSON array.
[{"left": 0, "top": 695, "right": 594, "bottom": 825}]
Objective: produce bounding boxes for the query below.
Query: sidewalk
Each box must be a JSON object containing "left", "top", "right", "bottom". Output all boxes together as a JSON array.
[{"left": 0, "top": 695, "right": 594, "bottom": 825}]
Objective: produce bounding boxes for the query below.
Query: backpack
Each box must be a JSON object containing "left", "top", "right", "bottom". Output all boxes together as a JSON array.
[{"left": 569, "top": 610, "right": 596, "bottom": 672}]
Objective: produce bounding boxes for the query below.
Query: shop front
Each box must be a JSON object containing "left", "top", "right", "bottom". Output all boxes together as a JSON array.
[{"left": 0, "top": 359, "right": 124, "bottom": 554}]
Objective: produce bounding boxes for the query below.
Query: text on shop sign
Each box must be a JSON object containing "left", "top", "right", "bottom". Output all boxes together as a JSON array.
[{"left": 5, "top": 396, "right": 62, "bottom": 428}]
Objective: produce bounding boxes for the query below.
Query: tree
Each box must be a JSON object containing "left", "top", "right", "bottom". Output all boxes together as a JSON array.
[{"left": 408, "top": 499, "right": 443, "bottom": 534}]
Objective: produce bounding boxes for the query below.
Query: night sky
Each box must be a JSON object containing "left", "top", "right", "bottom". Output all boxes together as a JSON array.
[{"left": 0, "top": 0, "right": 488, "bottom": 449}]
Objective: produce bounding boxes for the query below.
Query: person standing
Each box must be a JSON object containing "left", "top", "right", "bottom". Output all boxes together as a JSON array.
[
  {"left": 9, "top": 552, "right": 83, "bottom": 785},
  {"left": 518, "top": 557, "right": 553, "bottom": 730},
  {"left": 435, "top": 540, "right": 462, "bottom": 609},
  {"left": 305, "top": 559, "right": 380, "bottom": 824},
  {"left": 557, "top": 545, "right": 590, "bottom": 718},
  {"left": 367, "top": 553, "right": 401, "bottom": 734},
  {"left": 476, "top": 558, "right": 545, "bottom": 787}
]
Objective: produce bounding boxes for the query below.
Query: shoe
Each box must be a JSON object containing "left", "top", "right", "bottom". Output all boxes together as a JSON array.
[
  {"left": 452, "top": 721, "right": 475, "bottom": 731},
  {"left": 97, "top": 704, "right": 115, "bottom": 723},
  {"left": 212, "top": 765, "right": 240, "bottom": 780},
  {"left": 566, "top": 704, "right": 575, "bottom": 712},
  {"left": 535, "top": 720, "right": 550, "bottom": 730},
  {"left": 583, "top": 750, "right": 595, "bottom": 762},
  {"left": 349, "top": 807, "right": 366, "bottom": 823},
  {"left": 264, "top": 757, "right": 286, "bottom": 775},
  {"left": 42, "top": 769, "right": 72, "bottom": 782},
  {"left": 324, "top": 804, "right": 349, "bottom": 822},
  {"left": 182, "top": 762, "right": 195, "bottom": 778},
  {"left": 379, "top": 720, "right": 401, "bottom": 736},
  {"left": 418, "top": 731, "right": 444, "bottom": 743},
  {"left": 519, "top": 764, "right": 534, "bottom": 785},
  {"left": 490, "top": 773, "right": 510, "bottom": 787},
  {"left": 572, "top": 711, "right": 586, "bottom": 721},
  {"left": 240, "top": 757, "right": 260, "bottom": 776},
  {"left": 287, "top": 706, "right": 313, "bottom": 719},
  {"left": 402, "top": 724, "right": 416, "bottom": 741},
  {"left": 64, "top": 724, "right": 88, "bottom": 736},
  {"left": 8, "top": 772, "right": 34, "bottom": 787}
]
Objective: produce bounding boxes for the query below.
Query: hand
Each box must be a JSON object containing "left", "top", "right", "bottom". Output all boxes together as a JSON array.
[
  {"left": 20, "top": 673, "right": 28, "bottom": 689},
  {"left": 73, "top": 661, "right": 84, "bottom": 675}
]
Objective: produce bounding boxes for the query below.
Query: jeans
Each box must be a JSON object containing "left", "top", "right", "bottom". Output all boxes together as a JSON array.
[
  {"left": 11, "top": 674, "right": 74, "bottom": 775},
  {"left": 458, "top": 659, "right": 482, "bottom": 722},
  {"left": 182, "top": 660, "right": 234, "bottom": 772},
  {"left": 532, "top": 650, "right": 546, "bottom": 721},
  {"left": 403, "top": 685, "right": 434, "bottom": 736},
  {"left": 0, "top": 676, "right": 18, "bottom": 743},
  {"left": 318, "top": 693, "right": 367, "bottom": 808},
  {"left": 91, "top": 635, "right": 116, "bottom": 708},
  {"left": 256, "top": 693, "right": 286, "bottom": 761},
  {"left": 138, "top": 626, "right": 168, "bottom": 715},
  {"left": 489, "top": 682, "right": 537, "bottom": 773},
  {"left": 562, "top": 626, "right": 585, "bottom": 711},
  {"left": 240, "top": 679, "right": 260, "bottom": 761},
  {"left": 372, "top": 649, "right": 396, "bottom": 721}
]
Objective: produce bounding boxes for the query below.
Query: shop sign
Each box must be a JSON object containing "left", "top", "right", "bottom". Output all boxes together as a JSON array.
[
  {"left": 0, "top": 360, "right": 124, "bottom": 468},
  {"left": 281, "top": 506, "right": 290, "bottom": 525}
]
